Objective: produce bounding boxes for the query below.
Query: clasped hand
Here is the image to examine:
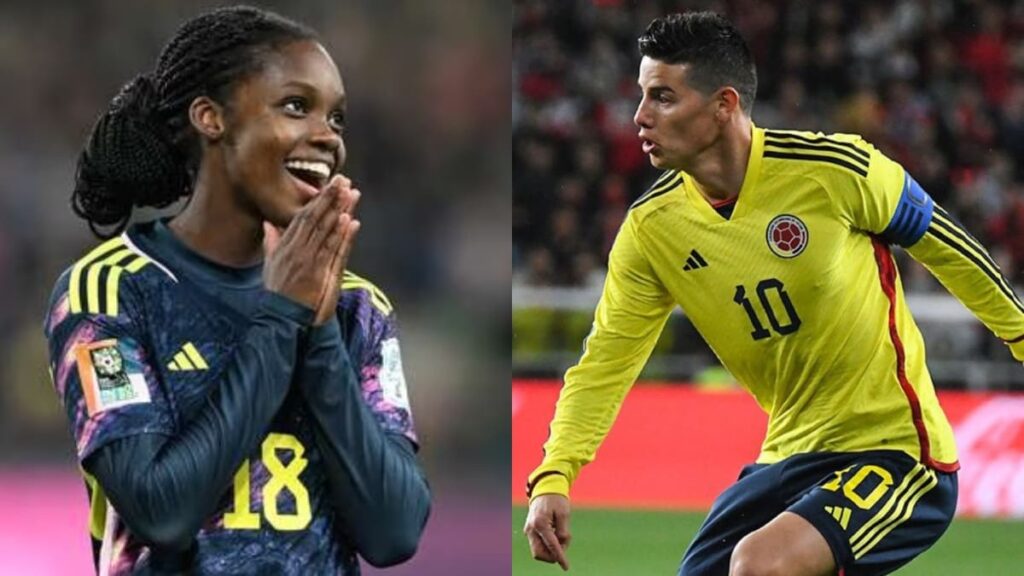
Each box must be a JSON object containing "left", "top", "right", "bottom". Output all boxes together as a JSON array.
[{"left": 262, "top": 175, "right": 361, "bottom": 325}]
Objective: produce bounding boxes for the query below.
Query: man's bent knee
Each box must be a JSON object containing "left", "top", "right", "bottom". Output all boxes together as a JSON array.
[
  {"left": 729, "top": 533, "right": 787, "bottom": 576},
  {"left": 729, "top": 511, "right": 836, "bottom": 576}
]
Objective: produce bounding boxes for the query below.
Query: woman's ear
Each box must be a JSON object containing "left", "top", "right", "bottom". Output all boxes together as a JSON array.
[{"left": 188, "top": 96, "right": 226, "bottom": 140}]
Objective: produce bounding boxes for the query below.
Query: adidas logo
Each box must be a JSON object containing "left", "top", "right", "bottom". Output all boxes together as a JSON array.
[
  {"left": 167, "top": 342, "right": 209, "bottom": 371},
  {"left": 824, "top": 505, "right": 851, "bottom": 530},
  {"left": 682, "top": 250, "right": 708, "bottom": 271}
]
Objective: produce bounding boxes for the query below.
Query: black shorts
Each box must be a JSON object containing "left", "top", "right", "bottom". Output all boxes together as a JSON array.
[{"left": 679, "top": 451, "right": 958, "bottom": 576}]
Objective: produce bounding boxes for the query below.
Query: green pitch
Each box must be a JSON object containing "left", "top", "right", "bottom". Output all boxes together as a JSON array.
[{"left": 512, "top": 506, "right": 1024, "bottom": 575}]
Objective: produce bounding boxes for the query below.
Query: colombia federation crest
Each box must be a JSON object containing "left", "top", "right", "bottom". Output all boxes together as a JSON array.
[{"left": 766, "top": 214, "right": 808, "bottom": 258}]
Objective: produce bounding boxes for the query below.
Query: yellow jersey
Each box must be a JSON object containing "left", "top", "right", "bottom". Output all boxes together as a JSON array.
[{"left": 528, "top": 124, "right": 1024, "bottom": 499}]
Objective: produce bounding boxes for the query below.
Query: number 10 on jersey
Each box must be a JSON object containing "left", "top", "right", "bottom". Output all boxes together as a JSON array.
[{"left": 733, "top": 278, "right": 802, "bottom": 340}]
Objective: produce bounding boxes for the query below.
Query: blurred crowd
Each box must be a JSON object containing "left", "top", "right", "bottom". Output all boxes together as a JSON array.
[
  {"left": 0, "top": 0, "right": 510, "bottom": 484},
  {"left": 513, "top": 0, "right": 1024, "bottom": 289}
]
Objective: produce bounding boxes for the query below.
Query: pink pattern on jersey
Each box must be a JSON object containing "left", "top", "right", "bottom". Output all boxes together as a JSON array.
[
  {"left": 360, "top": 365, "right": 383, "bottom": 403},
  {"left": 360, "top": 362, "right": 417, "bottom": 445},
  {"left": 47, "top": 294, "right": 71, "bottom": 334},
  {"left": 54, "top": 321, "right": 98, "bottom": 398},
  {"left": 343, "top": 285, "right": 418, "bottom": 445}
]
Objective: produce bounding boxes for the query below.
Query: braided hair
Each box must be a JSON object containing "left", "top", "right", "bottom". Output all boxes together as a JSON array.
[{"left": 72, "top": 5, "right": 316, "bottom": 238}]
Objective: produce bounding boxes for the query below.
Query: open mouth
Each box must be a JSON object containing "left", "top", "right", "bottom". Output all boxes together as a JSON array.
[
  {"left": 641, "top": 139, "right": 658, "bottom": 154},
  {"left": 285, "top": 159, "right": 331, "bottom": 196}
]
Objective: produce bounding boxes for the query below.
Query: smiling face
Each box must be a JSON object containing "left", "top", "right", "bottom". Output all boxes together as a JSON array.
[
  {"left": 218, "top": 39, "right": 347, "bottom": 227},
  {"left": 634, "top": 56, "right": 722, "bottom": 170}
]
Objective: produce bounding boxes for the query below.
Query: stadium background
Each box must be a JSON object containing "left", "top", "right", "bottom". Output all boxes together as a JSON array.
[
  {"left": 513, "top": 0, "right": 1024, "bottom": 574},
  {"left": 0, "top": 0, "right": 510, "bottom": 574}
]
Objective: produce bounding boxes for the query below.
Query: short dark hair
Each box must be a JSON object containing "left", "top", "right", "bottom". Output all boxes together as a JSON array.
[
  {"left": 72, "top": 5, "right": 317, "bottom": 238},
  {"left": 638, "top": 12, "right": 757, "bottom": 114}
]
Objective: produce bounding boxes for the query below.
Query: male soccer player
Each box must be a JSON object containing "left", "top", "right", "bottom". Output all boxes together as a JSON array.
[{"left": 524, "top": 12, "right": 1024, "bottom": 576}]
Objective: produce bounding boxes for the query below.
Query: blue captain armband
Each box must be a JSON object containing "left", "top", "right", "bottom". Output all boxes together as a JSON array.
[{"left": 880, "top": 172, "right": 934, "bottom": 247}]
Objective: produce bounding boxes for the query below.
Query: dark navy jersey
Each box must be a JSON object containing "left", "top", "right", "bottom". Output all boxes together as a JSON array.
[{"left": 44, "top": 221, "right": 417, "bottom": 575}]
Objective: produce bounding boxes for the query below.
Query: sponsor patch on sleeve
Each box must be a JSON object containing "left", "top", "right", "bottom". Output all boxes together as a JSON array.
[
  {"left": 74, "top": 339, "right": 150, "bottom": 416},
  {"left": 380, "top": 337, "right": 411, "bottom": 411}
]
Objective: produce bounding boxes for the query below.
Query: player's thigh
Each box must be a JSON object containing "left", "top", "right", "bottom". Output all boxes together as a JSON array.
[
  {"left": 787, "top": 453, "right": 957, "bottom": 576},
  {"left": 679, "top": 463, "right": 781, "bottom": 576},
  {"left": 729, "top": 511, "right": 835, "bottom": 576}
]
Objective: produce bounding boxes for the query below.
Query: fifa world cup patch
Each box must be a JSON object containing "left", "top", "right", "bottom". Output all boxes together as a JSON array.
[
  {"left": 379, "top": 338, "right": 411, "bottom": 411},
  {"left": 74, "top": 339, "right": 150, "bottom": 416}
]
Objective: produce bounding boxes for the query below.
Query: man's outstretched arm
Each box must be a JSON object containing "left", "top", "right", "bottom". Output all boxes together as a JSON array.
[
  {"left": 898, "top": 194, "right": 1024, "bottom": 360},
  {"left": 524, "top": 214, "right": 675, "bottom": 569}
]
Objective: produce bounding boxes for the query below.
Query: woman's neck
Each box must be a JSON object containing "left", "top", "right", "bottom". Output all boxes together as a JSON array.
[{"left": 168, "top": 167, "right": 264, "bottom": 268}]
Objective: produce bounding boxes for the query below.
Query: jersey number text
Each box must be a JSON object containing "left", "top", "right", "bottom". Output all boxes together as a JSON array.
[
  {"left": 223, "top": 432, "right": 311, "bottom": 531},
  {"left": 821, "top": 464, "right": 894, "bottom": 510},
  {"left": 733, "top": 278, "right": 801, "bottom": 340}
]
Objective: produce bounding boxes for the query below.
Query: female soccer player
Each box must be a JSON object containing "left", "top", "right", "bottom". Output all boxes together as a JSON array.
[{"left": 44, "top": 6, "right": 430, "bottom": 574}]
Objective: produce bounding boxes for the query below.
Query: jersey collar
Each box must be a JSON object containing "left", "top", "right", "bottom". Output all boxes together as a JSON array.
[
  {"left": 144, "top": 219, "right": 264, "bottom": 289},
  {"left": 740, "top": 121, "right": 765, "bottom": 206}
]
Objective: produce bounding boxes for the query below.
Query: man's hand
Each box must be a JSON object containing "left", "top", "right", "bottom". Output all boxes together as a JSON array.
[{"left": 524, "top": 494, "right": 572, "bottom": 571}]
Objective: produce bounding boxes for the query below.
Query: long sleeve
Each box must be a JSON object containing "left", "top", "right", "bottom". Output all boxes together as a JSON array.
[
  {"left": 297, "top": 318, "right": 430, "bottom": 567},
  {"left": 818, "top": 138, "right": 1024, "bottom": 360},
  {"left": 907, "top": 204, "right": 1024, "bottom": 359},
  {"left": 82, "top": 291, "right": 313, "bottom": 552},
  {"left": 527, "top": 214, "right": 675, "bottom": 500}
]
